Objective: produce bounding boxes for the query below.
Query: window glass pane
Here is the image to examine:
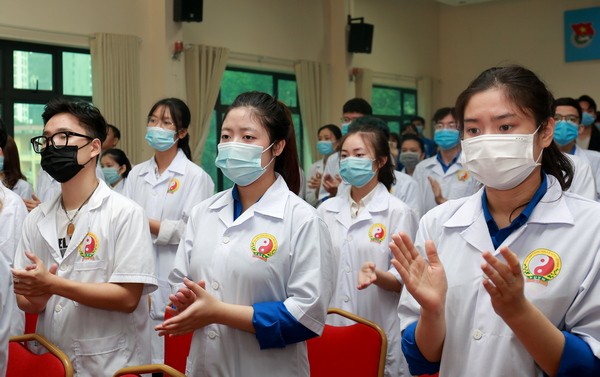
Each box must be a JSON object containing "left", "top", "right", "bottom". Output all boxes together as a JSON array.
[
  {"left": 372, "top": 87, "right": 401, "bottom": 116},
  {"left": 278, "top": 80, "right": 297, "bottom": 107},
  {"left": 13, "top": 50, "right": 53, "bottom": 90},
  {"left": 62, "top": 52, "right": 92, "bottom": 96},
  {"left": 403, "top": 92, "right": 417, "bottom": 116},
  {"left": 13, "top": 103, "right": 45, "bottom": 188},
  {"left": 220, "top": 70, "right": 272, "bottom": 105}
]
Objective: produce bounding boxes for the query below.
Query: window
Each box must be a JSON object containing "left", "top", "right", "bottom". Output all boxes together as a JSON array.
[
  {"left": 201, "top": 67, "right": 302, "bottom": 191},
  {"left": 371, "top": 85, "right": 417, "bottom": 135},
  {"left": 0, "top": 40, "right": 92, "bottom": 188}
]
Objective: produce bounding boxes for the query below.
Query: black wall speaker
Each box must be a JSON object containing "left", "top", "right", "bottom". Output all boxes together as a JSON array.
[
  {"left": 174, "top": 0, "right": 203, "bottom": 22},
  {"left": 348, "top": 22, "right": 374, "bottom": 54}
]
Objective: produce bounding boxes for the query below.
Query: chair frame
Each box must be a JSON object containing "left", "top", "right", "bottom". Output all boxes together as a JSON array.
[
  {"left": 313, "top": 307, "right": 388, "bottom": 377},
  {"left": 112, "top": 363, "right": 186, "bottom": 377},
  {"left": 9, "top": 333, "right": 74, "bottom": 377}
]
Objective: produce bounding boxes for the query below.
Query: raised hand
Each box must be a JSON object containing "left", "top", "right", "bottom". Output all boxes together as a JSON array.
[
  {"left": 481, "top": 246, "right": 527, "bottom": 321},
  {"left": 12, "top": 251, "right": 58, "bottom": 297},
  {"left": 156, "top": 278, "right": 220, "bottom": 336},
  {"left": 357, "top": 262, "right": 377, "bottom": 290},
  {"left": 390, "top": 232, "right": 447, "bottom": 313}
]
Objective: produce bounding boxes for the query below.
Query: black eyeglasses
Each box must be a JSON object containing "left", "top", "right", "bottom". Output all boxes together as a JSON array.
[{"left": 30, "top": 131, "right": 94, "bottom": 153}]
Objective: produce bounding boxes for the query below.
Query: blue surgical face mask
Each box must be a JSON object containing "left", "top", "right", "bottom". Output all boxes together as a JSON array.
[
  {"left": 145, "top": 127, "right": 177, "bottom": 151},
  {"left": 416, "top": 125, "right": 424, "bottom": 135},
  {"left": 102, "top": 167, "right": 121, "bottom": 186},
  {"left": 341, "top": 122, "right": 351, "bottom": 136},
  {"left": 554, "top": 120, "right": 579, "bottom": 146},
  {"left": 582, "top": 112, "right": 595, "bottom": 127},
  {"left": 316, "top": 140, "right": 334, "bottom": 155},
  {"left": 215, "top": 142, "right": 274, "bottom": 186},
  {"left": 339, "top": 156, "right": 376, "bottom": 188},
  {"left": 434, "top": 129, "right": 460, "bottom": 150},
  {"left": 0, "top": 156, "right": 4, "bottom": 171}
]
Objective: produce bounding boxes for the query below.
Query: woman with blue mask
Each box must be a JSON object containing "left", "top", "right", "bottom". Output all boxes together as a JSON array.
[
  {"left": 317, "top": 122, "right": 418, "bottom": 377},
  {"left": 123, "top": 97, "right": 214, "bottom": 365},
  {"left": 412, "top": 107, "right": 480, "bottom": 214},
  {"left": 305, "top": 124, "right": 341, "bottom": 207},
  {"left": 155, "top": 91, "right": 336, "bottom": 377},
  {"left": 100, "top": 148, "right": 131, "bottom": 194},
  {"left": 577, "top": 95, "right": 600, "bottom": 152}
]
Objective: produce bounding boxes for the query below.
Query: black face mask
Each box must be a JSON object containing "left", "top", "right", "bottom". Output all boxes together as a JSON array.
[{"left": 41, "top": 145, "right": 87, "bottom": 183}]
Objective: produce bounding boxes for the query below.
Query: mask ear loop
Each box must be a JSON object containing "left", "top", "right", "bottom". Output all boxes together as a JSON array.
[
  {"left": 533, "top": 123, "right": 545, "bottom": 163},
  {"left": 260, "top": 142, "right": 277, "bottom": 170}
]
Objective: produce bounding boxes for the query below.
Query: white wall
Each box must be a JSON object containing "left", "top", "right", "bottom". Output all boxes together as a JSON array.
[
  {"left": 439, "top": 0, "right": 600, "bottom": 107},
  {"left": 6, "top": 0, "right": 597, "bottom": 160}
]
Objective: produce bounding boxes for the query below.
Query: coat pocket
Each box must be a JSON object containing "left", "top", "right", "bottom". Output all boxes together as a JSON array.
[{"left": 73, "top": 332, "right": 127, "bottom": 377}]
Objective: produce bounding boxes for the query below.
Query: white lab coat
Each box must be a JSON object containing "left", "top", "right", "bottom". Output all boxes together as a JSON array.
[
  {"left": 318, "top": 153, "right": 340, "bottom": 202},
  {"left": 123, "top": 149, "right": 214, "bottom": 363},
  {"left": 573, "top": 146, "right": 600, "bottom": 201},
  {"left": 14, "top": 181, "right": 158, "bottom": 377},
  {"left": 412, "top": 154, "right": 481, "bottom": 215},
  {"left": 12, "top": 179, "right": 34, "bottom": 199},
  {"left": 35, "top": 165, "right": 105, "bottom": 203},
  {"left": 0, "top": 259, "right": 14, "bottom": 377},
  {"left": 390, "top": 170, "right": 421, "bottom": 218},
  {"left": 317, "top": 183, "right": 417, "bottom": 377},
  {"left": 564, "top": 153, "right": 596, "bottom": 200},
  {"left": 399, "top": 175, "right": 600, "bottom": 377},
  {"left": 0, "top": 183, "right": 27, "bottom": 335},
  {"left": 111, "top": 177, "right": 126, "bottom": 195},
  {"left": 305, "top": 158, "right": 324, "bottom": 206},
  {"left": 169, "top": 175, "right": 336, "bottom": 377}
]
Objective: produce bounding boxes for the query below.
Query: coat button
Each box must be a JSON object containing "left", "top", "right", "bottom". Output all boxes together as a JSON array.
[
  {"left": 208, "top": 331, "right": 218, "bottom": 339},
  {"left": 342, "top": 295, "right": 350, "bottom": 303},
  {"left": 60, "top": 264, "right": 68, "bottom": 271},
  {"left": 55, "top": 304, "right": 62, "bottom": 313},
  {"left": 473, "top": 329, "right": 483, "bottom": 340},
  {"left": 223, "top": 237, "right": 230, "bottom": 244},
  {"left": 211, "top": 281, "right": 219, "bottom": 290}
]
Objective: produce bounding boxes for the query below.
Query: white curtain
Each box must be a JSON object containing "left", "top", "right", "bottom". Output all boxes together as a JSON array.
[
  {"left": 184, "top": 45, "right": 229, "bottom": 163},
  {"left": 90, "top": 33, "right": 141, "bottom": 163},
  {"left": 294, "top": 60, "right": 331, "bottom": 164},
  {"left": 354, "top": 68, "right": 373, "bottom": 103}
]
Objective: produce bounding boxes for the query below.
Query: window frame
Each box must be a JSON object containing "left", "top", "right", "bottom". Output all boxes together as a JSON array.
[
  {"left": 371, "top": 84, "right": 418, "bottom": 135},
  {"left": 0, "top": 39, "right": 92, "bottom": 135}
]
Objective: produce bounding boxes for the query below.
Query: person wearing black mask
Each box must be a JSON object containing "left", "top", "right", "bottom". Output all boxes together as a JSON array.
[{"left": 12, "top": 98, "right": 158, "bottom": 376}]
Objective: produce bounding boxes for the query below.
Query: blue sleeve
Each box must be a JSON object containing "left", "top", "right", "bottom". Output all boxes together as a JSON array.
[
  {"left": 557, "top": 331, "right": 600, "bottom": 376},
  {"left": 252, "top": 301, "right": 318, "bottom": 349},
  {"left": 401, "top": 321, "right": 441, "bottom": 376}
]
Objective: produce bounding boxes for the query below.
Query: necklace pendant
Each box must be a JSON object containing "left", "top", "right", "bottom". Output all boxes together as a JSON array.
[{"left": 67, "top": 222, "right": 75, "bottom": 237}]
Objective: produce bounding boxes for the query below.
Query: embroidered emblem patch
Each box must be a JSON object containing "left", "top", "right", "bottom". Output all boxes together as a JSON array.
[
  {"left": 250, "top": 233, "right": 278, "bottom": 261},
  {"left": 457, "top": 170, "right": 470, "bottom": 182},
  {"left": 78, "top": 232, "right": 99, "bottom": 259},
  {"left": 168, "top": 178, "right": 180, "bottom": 194},
  {"left": 368, "top": 223, "right": 386, "bottom": 244},
  {"left": 522, "top": 248, "right": 561, "bottom": 286}
]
